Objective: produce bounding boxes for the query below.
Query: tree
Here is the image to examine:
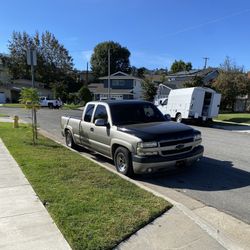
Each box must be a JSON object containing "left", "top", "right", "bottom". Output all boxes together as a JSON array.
[
  {"left": 90, "top": 41, "right": 131, "bottom": 78},
  {"left": 7, "top": 31, "right": 77, "bottom": 98},
  {"left": 184, "top": 76, "right": 204, "bottom": 87},
  {"left": 142, "top": 79, "right": 157, "bottom": 101},
  {"left": 19, "top": 88, "right": 40, "bottom": 144},
  {"left": 212, "top": 57, "right": 250, "bottom": 111},
  {"left": 170, "top": 60, "right": 192, "bottom": 73},
  {"left": 78, "top": 86, "right": 92, "bottom": 105}
]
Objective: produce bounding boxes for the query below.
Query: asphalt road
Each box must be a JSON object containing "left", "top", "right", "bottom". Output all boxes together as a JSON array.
[{"left": 1, "top": 107, "right": 250, "bottom": 224}]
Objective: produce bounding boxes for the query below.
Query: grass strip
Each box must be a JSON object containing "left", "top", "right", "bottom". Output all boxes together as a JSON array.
[
  {"left": 216, "top": 113, "right": 250, "bottom": 124},
  {"left": 62, "top": 104, "right": 84, "bottom": 110},
  {"left": 0, "top": 113, "right": 9, "bottom": 117},
  {"left": 0, "top": 123, "right": 171, "bottom": 250},
  {"left": 2, "top": 103, "right": 25, "bottom": 108}
]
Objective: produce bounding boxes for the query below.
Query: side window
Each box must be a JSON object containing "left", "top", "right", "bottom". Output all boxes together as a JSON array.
[
  {"left": 144, "top": 105, "right": 154, "bottom": 118},
  {"left": 93, "top": 105, "right": 108, "bottom": 123},
  {"left": 84, "top": 104, "right": 95, "bottom": 122}
]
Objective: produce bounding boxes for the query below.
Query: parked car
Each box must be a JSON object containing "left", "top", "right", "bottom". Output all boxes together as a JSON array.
[
  {"left": 39, "top": 96, "right": 62, "bottom": 109},
  {"left": 61, "top": 100, "right": 204, "bottom": 176}
]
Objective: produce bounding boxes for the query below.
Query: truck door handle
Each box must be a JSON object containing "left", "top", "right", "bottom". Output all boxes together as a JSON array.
[{"left": 90, "top": 127, "right": 94, "bottom": 132}]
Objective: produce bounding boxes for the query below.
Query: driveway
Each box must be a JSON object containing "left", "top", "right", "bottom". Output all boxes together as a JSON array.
[{"left": 1, "top": 107, "right": 250, "bottom": 224}]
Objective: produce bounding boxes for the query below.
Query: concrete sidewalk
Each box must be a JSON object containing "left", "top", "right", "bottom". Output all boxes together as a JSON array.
[
  {"left": 0, "top": 138, "right": 71, "bottom": 250},
  {"left": 1, "top": 117, "right": 250, "bottom": 250}
]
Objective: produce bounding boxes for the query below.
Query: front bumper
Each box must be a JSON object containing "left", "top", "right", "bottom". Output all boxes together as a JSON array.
[{"left": 132, "top": 145, "right": 204, "bottom": 174}]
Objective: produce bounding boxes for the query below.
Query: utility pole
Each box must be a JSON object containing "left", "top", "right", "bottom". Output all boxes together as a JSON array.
[
  {"left": 27, "top": 48, "right": 38, "bottom": 140},
  {"left": 108, "top": 48, "right": 111, "bottom": 100},
  {"left": 86, "top": 62, "right": 89, "bottom": 86},
  {"left": 203, "top": 57, "right": 209, "bottom": 69}
]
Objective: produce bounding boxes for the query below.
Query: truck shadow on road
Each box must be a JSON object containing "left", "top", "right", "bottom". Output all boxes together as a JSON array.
[
  {"left": 184, "top": 120, "right": 250, "bottom": 132},
  {"left": 136, "top": 157, "right": 250, "bottom": 191}
]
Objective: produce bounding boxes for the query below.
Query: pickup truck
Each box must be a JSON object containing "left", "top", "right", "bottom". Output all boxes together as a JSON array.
[
  {"left": 61, "top": 100, "right": 204, "bottom": 176},
  {"left": 39, "top": 96, "right": 62, "bottom": 109}
]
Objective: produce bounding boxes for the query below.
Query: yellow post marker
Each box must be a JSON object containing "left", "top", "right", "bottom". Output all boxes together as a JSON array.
[{"left": 13, "top": 115, "right": 19, "bottom": 128}]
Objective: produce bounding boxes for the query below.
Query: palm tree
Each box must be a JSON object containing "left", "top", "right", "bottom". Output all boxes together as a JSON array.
[{"left": 19, "top": 88, "right": 40, "bottom": 144}]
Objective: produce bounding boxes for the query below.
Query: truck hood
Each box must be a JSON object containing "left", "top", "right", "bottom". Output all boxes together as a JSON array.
[{"left": 117, "top": 121, "right": 195, "bottom": 141}]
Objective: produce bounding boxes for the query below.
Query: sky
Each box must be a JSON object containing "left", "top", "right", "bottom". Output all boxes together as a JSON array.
[{"left": 1, "top": 0, "right": 250, "bottom": 71}]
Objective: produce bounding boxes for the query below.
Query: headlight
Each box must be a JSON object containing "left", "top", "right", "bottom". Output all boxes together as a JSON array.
[
  {"left": 137, "top": 141, "right": 158, "bottom": 148},
  {"left": 194, "top": 133, "right": 201, "bottom": 141},
  {"left": 137, "top": 141, "right": 158, "bottom": 156}
]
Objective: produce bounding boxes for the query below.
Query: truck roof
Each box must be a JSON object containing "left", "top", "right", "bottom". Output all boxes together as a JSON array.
[{"left": 88, "top": 100, "right": 152, "bottom": 106}]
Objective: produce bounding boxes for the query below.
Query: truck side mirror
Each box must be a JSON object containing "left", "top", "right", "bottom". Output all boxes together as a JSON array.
[{"left": 95, "top": 119, "right": 109, "bottom": 128}]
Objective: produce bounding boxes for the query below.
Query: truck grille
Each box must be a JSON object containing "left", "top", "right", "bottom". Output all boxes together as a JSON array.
[
  {"left": 159, "top": 137, "right": 193, "bottom": 147},
  {"left": 161, "top": 146, "right": 192, "bottom": 156},
  {"left": 159, "top": 137, "right": 194, "bottom": 156}
]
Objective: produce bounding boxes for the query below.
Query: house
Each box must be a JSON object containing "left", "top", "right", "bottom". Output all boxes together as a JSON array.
[
  {"left": 88, "top": 71, "right": 144, "bottom": 100},
  {"left": 0, "top": 53, "right": 53, "bottom": 103},
  {"left": 163, "top": 68, "right": 219, "bottom": 89},
  {"left": 0, "top": 79, "right": 52, "bottom": 103},
  {"left": 155, "top": 68, "right": 219, "bottom": 100}
]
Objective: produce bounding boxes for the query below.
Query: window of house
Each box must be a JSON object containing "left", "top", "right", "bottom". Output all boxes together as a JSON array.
[{"left": 112, "top": 80, "right": 126, "bottom": 87}]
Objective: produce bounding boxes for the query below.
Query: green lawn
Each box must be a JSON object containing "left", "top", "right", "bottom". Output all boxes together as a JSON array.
[
  {"left": 62, "top": 103, "right": 84, "bottom": 110},
  {"left": 0, "top": 114, "right": 9, "bottom": 117},
  {"left": 215, "top": 113, "right": 250, "bottom": 124},
  {"left": 2, "top": 103, "right": 25, "bottom": 108},
  {"left": 0, "top": 123, "right": 171, "bottom": 250}
]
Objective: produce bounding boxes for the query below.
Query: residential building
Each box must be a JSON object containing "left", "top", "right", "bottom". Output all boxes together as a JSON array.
[
  {"left": 155, "top": 68, "right": 219, "bottom": 100},
  {"left": 88, "top": 71, "right": 144, "bottom": 100},
  {"left": 0, "top": 79, "right": 52, "bottom": 103}
]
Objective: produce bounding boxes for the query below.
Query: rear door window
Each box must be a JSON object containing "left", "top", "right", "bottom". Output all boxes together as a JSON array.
[{"left": 84, "top": 104, "right": 95, "bottom": 122}]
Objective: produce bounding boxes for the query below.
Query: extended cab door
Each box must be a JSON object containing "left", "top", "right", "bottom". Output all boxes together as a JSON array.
[
  {"left": 79, "top": 104, "right": 95, "bottom": 147},
  {"left": 89, "top": 104, "right": 111, "bottom": 157}
]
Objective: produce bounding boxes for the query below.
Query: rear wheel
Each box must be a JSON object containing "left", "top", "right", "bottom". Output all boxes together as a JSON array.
[
  {"left": 65, "top": 130, "right": 77, "bottom": 149},
  {"left": 114, "top": 147, "right": 134, "bottom": 177},
  {"left": 176, "top": 113, "right": 182, "bottom": 123}
]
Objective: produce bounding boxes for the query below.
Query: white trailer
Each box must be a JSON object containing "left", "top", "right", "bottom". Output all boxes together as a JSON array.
[{"left": 156, "top": 87, "right": 221, "bottom": 122}]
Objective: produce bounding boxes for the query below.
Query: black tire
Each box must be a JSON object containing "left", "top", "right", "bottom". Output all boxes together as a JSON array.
[
  {"left": 65, "top": 130, "right": 77, "bottom": 149},
  {"left": 176, "top": 113, "right": 182, "bottom": 123},
  {"left": 48, "top": 103, "right": 53, "bottom": 109},
  {"left": 114, "top": 147, "right": 134, "bottom": 177}
]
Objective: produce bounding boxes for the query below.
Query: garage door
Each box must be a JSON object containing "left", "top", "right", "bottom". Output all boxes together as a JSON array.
[{"left": 0, "top": 92, "right": 6, "bottom": 103}]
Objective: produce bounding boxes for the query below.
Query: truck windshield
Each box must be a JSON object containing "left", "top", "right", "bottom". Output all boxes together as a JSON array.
[{"left": 110, "top": 102, "right": 166, "bottom": 125}]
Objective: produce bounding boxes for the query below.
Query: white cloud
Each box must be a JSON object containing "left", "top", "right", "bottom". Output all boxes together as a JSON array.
[{"left": 131, "top": 51, "right": 174, "bottom": 69}]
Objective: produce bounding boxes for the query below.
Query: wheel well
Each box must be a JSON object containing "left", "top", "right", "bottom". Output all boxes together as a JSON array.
[
  {"left": 112, "top": 144, "right": 130, "bottom": 160},
  {"left": 175, "top": 112, "right": 181, "bottom": 118}
]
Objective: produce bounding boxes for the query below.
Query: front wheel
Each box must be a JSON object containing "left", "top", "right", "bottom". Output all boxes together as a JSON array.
[
  {"left": 114, "top": 147, "right": 134, "bottom": 177},
  {"left": 65, "top": 130, "right": 77, "bottom": 149}
]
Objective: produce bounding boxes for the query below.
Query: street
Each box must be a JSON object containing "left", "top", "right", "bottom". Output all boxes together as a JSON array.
[{"left": 1, "top": 107, "right": 250, "bottom": 224}]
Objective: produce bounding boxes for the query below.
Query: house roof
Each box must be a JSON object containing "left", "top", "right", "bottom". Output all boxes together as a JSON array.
[
  {"left": 99, "top": 71, "right": 142, "bottom": 81},
  {"left": 88, "top": 82, "right": 133, "bottom": 95},
  {"left": 162, "top": 68, "right": 219, "bottom": 89},
  {"left": 13, "top": 79, "right": 47, "bottom": 88}
]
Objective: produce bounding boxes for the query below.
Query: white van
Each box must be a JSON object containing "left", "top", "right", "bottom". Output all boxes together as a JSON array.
[{"left": 157, "top": 87, "right": 221, "bottom": 122}]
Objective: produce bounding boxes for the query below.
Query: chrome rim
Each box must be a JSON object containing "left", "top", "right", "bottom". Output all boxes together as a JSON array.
[{"left": 116, "top": 152, "right": 127, "bottom": 172}]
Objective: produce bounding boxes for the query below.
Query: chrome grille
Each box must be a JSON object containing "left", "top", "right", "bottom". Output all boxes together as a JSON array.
[
  {"left": 159, "top": 137, "right": 193, "bottom": 147},
  {"left": 161, "top": 146, "right": 192, "bottom": 156}
]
